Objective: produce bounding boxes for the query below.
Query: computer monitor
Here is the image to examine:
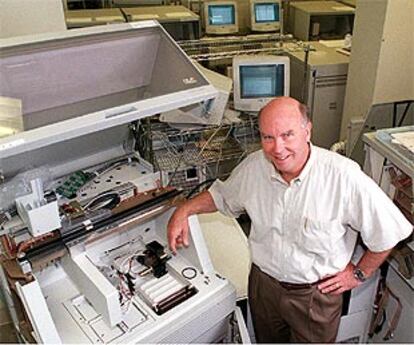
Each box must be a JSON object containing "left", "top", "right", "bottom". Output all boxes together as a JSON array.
[
  {"left": 160, "top": 62, "right": 233, "bottom": 126},
  {"left": 204, "top": 1, "right": 238, "bottom": 35},
  {"left": 233, "top": 55, "right": 290, "bottom": 112},
  {"left": 249, "top": 0, "right": 281, "bottom": 32}
]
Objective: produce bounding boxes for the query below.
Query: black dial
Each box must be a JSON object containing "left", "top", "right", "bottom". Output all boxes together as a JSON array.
[{"left": 353, "top": 267, "right": 366, "bottom": 282}]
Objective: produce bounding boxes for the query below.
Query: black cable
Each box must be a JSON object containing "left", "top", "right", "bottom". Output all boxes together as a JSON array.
[
  {"left": 185, "top": 178, "right": 216, "bottom": 200},
  {"left": 85, "top": 193, "right": 121, "bottom": 211},
  {"left": 393, "top": 102, "right": 398, "bottom": 127},
  {"left": 397, "top": 101, "right": 413, "bottom": 127}
]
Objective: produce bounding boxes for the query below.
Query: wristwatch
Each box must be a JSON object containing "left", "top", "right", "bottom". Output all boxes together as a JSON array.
[{"left": 353, "top": 267, "right": 367, "bottom": 283}]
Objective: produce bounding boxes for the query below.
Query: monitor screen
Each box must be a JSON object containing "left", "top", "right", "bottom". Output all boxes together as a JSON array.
[
  {"left": 254, "top": 3, "right": 279, "bottom": 23},
  {"left": 208, "top": 5, "right": 235, "bottom": 25},
  {"left": 240, "top": 64, "right": 285, "bottom": 98}
]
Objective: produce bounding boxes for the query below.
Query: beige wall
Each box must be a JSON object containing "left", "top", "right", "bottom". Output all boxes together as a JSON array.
[{"left": 340, "top": 0, "right": 414, "bottom": 153}]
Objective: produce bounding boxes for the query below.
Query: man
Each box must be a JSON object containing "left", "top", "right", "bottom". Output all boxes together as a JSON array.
[{"left": 167, "top": 97, "right": 412, "bottom": 343}]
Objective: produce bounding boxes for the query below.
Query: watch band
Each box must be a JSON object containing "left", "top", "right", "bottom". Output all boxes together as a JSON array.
[{"left": 353, "top": 267, "right": 367, "bottom": 282}]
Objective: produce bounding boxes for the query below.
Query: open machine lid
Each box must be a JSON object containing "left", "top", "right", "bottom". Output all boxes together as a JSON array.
[{"left": 0, "top": 21, "right": 217, "bottom": 178}]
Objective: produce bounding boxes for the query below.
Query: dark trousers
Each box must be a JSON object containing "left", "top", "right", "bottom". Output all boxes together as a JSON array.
[{"left": 248, "top": 264, "right": 342, "bottom": 343}]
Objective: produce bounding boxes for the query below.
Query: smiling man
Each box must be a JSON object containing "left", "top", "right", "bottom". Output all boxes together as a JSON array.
[
  {"left": 167, "top": 97, "right": 412, "bottom": 343},
  {"left": 259, "top": 98, "right": 311, "bottom": 183}
]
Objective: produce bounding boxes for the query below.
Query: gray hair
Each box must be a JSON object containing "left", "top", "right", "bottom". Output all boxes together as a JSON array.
[{"left": 298, "top": 102, "right": 310, "bottom": 127}]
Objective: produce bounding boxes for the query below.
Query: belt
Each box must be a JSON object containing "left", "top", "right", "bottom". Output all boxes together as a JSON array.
[
  {"left": 278, "top": 281, "right": 319, "bottom": 290},
  {"left": 251, "top": 264, "right": 321, "bottom": 290}
]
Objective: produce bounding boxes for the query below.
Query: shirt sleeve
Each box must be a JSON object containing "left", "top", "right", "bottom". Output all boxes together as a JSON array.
[
  {"left": 347, "top": 167, "right": 413, "bottom": 252},
  {"left": 208, "top": 154, "right": 253, "bottom": 218}
]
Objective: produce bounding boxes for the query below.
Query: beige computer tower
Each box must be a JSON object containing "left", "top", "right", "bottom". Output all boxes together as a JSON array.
[
  {"left": 287, "top": 42, "right": 349, "bottom": 148},
  {"left": 288, "top": 0, "right": 354, "bottom": 41}
]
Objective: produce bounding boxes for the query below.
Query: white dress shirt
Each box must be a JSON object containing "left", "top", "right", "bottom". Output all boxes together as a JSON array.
[{"left": 209, "top": 145, "right": 413, "bottom": 283}]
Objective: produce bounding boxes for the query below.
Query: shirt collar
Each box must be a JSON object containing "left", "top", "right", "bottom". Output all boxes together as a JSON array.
[{"left": 267, "top": 143, "right": 315, "bottom": 185}]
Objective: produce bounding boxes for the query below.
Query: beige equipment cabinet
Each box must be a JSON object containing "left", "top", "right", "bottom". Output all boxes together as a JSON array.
[
  {"left": 287, "top": 41, "right": 349, "bottom": 148},
  {"left": 337, "top": 0, "right": 356, "bottom": 7},
  {"left": 182, "top": 0, "right": 204, "bottom": 14},
  {"left": 288, "top": 0, "right": 354, "bottom": 41},
  {"left": 112, "top": 0, "right": 166, "bottom": 6},
  {"left": 122, "top": 5, "right": 200, "bottom": 40},
  {"left": 64, "top": 9, "right": 126, "bottom": 29}
]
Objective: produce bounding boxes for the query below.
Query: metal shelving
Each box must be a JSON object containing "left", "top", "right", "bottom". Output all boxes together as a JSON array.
[{"left": 137, "top": 115, "right": 260, "bottom": 193}]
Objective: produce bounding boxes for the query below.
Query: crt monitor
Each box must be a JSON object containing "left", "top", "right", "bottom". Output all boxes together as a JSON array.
[
  {"left": 249, "top": 0, "right": 281, "bottom": 32},
  {"left": 204, "top": 1, "right": 238, "bottom": 35},
  {"left": 233, "top": 55, "right": 289, "bottom": 112}
]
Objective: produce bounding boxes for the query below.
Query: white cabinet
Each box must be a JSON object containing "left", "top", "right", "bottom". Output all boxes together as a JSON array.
[{"left": 363, "top": 127, "right": 414, "bottom": 343}]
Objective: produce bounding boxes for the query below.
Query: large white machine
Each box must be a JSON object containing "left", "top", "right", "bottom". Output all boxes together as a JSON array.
[
  {"left": 362, "top": 127, "right": 414, "bottom": 343},
  {"left": 0, "top": 22, "right": 248, "bottom": 344}
]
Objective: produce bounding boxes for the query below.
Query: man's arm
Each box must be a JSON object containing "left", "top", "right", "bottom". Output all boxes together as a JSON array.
[
  {"left": 318, "top": 248, "right": 392, "bottom": 294},
  {"left": 167, "top": 190, "right": 217, "bottom": 253}
]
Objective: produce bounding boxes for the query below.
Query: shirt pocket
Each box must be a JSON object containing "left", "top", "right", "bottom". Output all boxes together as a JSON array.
[{"left": 299, "top": 217, "right": 345, "bottom": 255}]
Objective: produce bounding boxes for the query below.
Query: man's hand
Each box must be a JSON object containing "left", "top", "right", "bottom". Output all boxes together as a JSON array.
[
  {"left": 167, "top": 206, "right": 190, "bottom": 254},
  {"left": 317, "top": 263, "right": 359, "bottom": 295},
  {"left": 317, "top": 248, "right": 392, "bottom": 295},
  {"left": 166, "top": 190, "right": 218, "bottom": 254}
]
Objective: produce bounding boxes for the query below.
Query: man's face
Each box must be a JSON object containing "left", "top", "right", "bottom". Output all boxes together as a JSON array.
[{"left": 259, "top": 102, "right": 311, "bottom": 181}]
